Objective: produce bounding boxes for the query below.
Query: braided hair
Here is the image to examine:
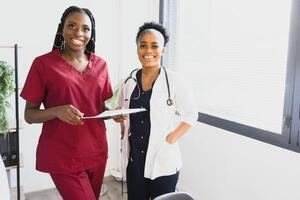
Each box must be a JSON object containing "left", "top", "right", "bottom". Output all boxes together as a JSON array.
[
  {"left": 136, "top": 22, "right": 169, "bottom": 46},
  {"left": 52, "top": 6, "right": 96, "bottom": 53}
]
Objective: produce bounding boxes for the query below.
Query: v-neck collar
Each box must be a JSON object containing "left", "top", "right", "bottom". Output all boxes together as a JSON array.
[
  {"left": 137, "top": 68, "right": 161, "bottom": 92},
  {"left": 54, "top": 49, "right": 93, "bottom": 75}
]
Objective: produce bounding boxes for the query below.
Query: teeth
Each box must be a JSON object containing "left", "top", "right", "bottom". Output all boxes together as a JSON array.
[
  {"left": 71, "top": 39, "right": 84, "bottom": 45},
  {"left": 144, "top": 55, "right": 154, "bottom": 59}
]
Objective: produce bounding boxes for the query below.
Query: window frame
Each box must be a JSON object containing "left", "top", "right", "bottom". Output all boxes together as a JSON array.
[{"left": 160, "top": 0, "right": 300, "bottom": 153}]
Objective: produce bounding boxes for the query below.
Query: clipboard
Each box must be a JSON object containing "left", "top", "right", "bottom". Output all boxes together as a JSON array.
[{"left": 82, "top": 108, "right": 147, "bottom": 119}]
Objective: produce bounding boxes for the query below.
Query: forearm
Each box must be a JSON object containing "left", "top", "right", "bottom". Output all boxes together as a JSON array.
[
  {"left": 166, "top": 121, "right": 192, "bottom": 144},
  {"left": 25, "top": 106, "right": 59, "bottom": 124},
  {"left": 120, "top": 122, "right": 125, "bottom": 139}
]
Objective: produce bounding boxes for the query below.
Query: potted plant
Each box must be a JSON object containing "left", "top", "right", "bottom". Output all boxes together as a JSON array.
[
  {"left": 0, "top": 60, "right": 13, "bottom": 200},
  {"left": 0, "top": 60, "right": 14, "bottom": 133},
  {"left": 0, "top": 60, "right": 14, "bottom": 165}
]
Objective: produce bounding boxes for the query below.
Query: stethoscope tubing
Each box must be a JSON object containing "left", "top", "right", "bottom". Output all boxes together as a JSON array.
[{"left": 124, "top": 66, "right": 173, "bottom": 106}]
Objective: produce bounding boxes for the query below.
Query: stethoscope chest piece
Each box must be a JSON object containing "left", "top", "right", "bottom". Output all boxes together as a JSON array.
[{"left": 167, "top": 99, "right": 173, "bottom": 106}]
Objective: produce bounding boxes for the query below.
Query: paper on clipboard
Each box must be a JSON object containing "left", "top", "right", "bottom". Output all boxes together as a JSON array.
[{"left": 82, "top": 108, "right": 147, "bottom": 119}]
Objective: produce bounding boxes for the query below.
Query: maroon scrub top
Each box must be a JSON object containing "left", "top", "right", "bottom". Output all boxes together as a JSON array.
[{"left": 21, "top": 49, "right": 113, "bottom": 173}]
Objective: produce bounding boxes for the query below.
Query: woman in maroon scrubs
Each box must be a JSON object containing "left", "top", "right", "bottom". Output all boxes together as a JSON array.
[{"left": 21, "top": 6, "right": 112, "bottom": 200}]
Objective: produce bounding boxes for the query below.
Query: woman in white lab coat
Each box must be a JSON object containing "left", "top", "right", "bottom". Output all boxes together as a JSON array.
[{"left": 115, "top": 22, "right": 198, "bottom": 200}]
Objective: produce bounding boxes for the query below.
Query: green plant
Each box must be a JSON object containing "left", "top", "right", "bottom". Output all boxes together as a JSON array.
[
  {"left": 105, "top": 85, "right": 121, "bottom": 109},
  {"left": 0, "top": 61, "right": 14, "bottom": 133}
]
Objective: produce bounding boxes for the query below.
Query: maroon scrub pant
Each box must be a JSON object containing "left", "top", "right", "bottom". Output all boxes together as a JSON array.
[{"left": 50, "top": 162, "right": 106, "bottom": 200}]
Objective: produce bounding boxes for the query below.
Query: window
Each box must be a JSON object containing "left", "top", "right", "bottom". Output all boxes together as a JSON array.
[
  {"left": 159, "top": 0, "right": 177, "bottom": 70},
  {"left": 160, "top": 0, "right": 300, "bottom": 152}
]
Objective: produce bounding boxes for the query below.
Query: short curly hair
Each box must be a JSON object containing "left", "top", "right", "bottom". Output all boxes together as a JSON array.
[{"left": 136, "top": 21, "right": 169, "bottom": 46}]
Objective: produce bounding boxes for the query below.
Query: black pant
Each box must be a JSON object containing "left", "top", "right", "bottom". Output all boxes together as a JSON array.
[{"left": 126, "top": 159, "right": 179, "bottom": 200}]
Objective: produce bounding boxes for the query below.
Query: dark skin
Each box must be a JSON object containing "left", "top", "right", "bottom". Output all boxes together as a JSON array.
[
  {"left": 113, "top": 30, "right": 165, "bottom": 135},
  {"left": 24, "top": 11, "right": 92, "bottom": 125},
  {"left": 114, "top": 30, "right": 191, "bottom": 143}
]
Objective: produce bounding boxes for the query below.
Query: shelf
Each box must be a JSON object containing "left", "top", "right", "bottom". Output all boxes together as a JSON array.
[
  {"left": 5, "top": 153, "right": 24, "bottom": 170},
  {"left": 0, "top": 45, "right": 22, "bottom": 49},
  {"left": 1, "top": 44, "right": 21, "bottom": 200}
]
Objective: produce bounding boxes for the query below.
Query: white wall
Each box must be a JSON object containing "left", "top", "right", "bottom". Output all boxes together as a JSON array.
[
  {"left": 0, "top": 0, "right": 159, "bottom": 193},
  {"left": 172, "top": 1, "right": 300, "bottom": 199},
  {"left": 4, "top": 1, "right": 300, "bottom": 200},
  {"left": 178, "top": 123, "right": 300, "bottom": 200}
]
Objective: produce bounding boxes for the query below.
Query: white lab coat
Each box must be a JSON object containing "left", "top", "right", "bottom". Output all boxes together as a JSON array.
[{"left": 118, "top": 68, "right": 198, "bottom": 180}]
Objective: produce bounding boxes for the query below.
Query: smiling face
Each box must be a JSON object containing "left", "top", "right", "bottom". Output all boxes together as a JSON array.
[
  {"left": 62, "top": 11, "right": 92, "bottom": 52},
  {"left": 137, "top": 30, "right": 165, "bottom": 69}
]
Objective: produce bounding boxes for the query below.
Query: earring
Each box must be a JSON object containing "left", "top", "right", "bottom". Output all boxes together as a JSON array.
[
  {"left": 85, "top": 39, "right": 95, "bottom": 53},
  {"left": 53, "top": 33, "right": 64, "bottom": 49}
]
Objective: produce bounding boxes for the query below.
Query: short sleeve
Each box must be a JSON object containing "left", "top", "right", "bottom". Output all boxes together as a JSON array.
[
  {"left": 101, "top": 62, "right": 113, "bottom": 101},
  {"left": 20, "top": 58, "right": 46, "bottom": 104}
]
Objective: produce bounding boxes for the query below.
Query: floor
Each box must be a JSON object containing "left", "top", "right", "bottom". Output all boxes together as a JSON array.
[{"left": 24, "top": 177, "right": 127, "bottom": 200}]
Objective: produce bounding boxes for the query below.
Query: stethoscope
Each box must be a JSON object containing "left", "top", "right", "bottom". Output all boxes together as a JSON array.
[{"left": 124, "top": 66, "right": 173, "bottom": 106}]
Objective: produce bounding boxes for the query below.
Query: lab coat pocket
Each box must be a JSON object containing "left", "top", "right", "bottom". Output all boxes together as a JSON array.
[{"left": 154, "top": 140, "right": 178, "bottom": 174}]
